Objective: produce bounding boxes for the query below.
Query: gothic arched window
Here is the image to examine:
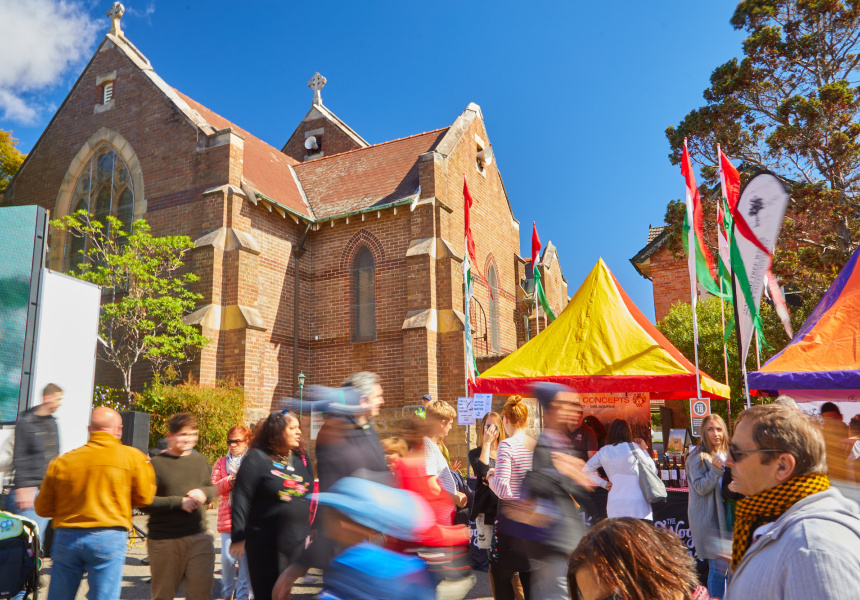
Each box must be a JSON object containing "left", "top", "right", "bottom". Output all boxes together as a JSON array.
[
  {"left": 489, "top": 264, "right": 501, "bottom": 353},
  {"left": 351, "top": 246, "right": 376, "bottom": 343},
  {"left": 63, "top": 145, "right": 134, "bottom": 272}
]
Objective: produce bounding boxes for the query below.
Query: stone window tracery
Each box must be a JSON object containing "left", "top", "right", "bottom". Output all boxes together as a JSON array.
[
  {"left": 351, "top": 245, "right": 376, "bottom": 343},
  {"left": 63, "top": 145, "right": 134, "bottom": 272}
]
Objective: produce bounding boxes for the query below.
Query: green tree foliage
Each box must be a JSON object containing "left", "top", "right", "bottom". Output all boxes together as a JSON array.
[
  {"left": 657, "top": 296, "right": 814, "bottom": 425},
  {"left": 0, "top": 130, "right": 26, "bottom": 192},
  {"left": 52, "top": 212, "right": 209, "bottom": 400},
  {"left": 665, "top": 1, "right": 860, "bottom": 301},
  {"left": 135, "top": 376, "right": 246, "bottom": 465}
]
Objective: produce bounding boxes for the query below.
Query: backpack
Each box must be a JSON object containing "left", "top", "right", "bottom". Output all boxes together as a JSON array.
[
  {"left": 320, "top": 542, "right": 435, "bottom": 600},
  {"left": 0, "top": 511, "right": 40, "bottom": 599}
]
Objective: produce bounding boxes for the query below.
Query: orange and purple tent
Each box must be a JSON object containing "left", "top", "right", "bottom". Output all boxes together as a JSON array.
[
  {"left": 468, "top": 259, "right": 729, "bottom": 399},
  {"left": 749, "top": 247, "right": 860, "bottom": 392}
]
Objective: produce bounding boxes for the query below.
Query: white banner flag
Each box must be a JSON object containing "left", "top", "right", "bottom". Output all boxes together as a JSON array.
[{"left": 733, "top": 172, "right": 790, "bottom": 363}]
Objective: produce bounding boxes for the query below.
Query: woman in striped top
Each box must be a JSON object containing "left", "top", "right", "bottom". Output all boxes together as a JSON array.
[{"left": 488, "top": 396, "right": 535, "bottom": 600}]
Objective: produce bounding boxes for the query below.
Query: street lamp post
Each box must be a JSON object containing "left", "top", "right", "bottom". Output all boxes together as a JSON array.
[{"left": 298, "top": 371, "right": 305, "bottom": 418}]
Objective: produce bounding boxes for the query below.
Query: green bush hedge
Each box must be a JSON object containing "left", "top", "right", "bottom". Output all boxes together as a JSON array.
[{"left": 134, "top": 376, "right": 246, "bottom": 465}]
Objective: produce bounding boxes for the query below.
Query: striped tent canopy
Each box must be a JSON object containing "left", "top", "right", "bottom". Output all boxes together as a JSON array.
[
  {"left": 468, "top": 259, "right": 729, "bottom": 399},
  {"left": 749, "top": 247, "right": 860, "bottom": 391}
]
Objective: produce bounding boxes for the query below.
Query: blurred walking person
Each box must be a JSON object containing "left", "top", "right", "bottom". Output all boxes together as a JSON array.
[
  {"left": 488, "top": 396, "right": 535, "bottom": 600},
  {"left": 230, "top": 412, "right": 312, "bottom": 600},
  {"left": 212, "top": 426, "right": 253, "bottom": 600},
  {"left": 582, "top": 418, "right": 655, "bottom": 520},
  {"left": 275, "top": 373, "right": 390, "bottom": 597},
  {"left": 12, "top": 383, "right": 62, "bottom": 547},
  {"left": 724, "top": 405, "right": 860, "bottom": 599},
  {"left": 686, "top": 414, "right": 731, "bottom": 599},
  {"left": 526, "top": 384, "right": 589, "bottom": 600},
  {"left": 35, "top": 407, "right": 155, "bottom": 600},
  {"left": 143, "top": 412, "right": 216, "bottom": 600}
]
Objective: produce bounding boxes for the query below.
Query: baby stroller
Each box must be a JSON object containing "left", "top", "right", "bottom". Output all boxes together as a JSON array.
[{"left": 0, "top": 511, "right": 40, "bottom": 599}]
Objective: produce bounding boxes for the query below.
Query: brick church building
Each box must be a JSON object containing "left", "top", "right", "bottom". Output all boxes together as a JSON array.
[{"left": 1, "top": 8, "right": 570, "bottom": 441}]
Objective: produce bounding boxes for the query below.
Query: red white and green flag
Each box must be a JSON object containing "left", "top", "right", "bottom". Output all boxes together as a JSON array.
[
  {"left": 531, "top": 222, "right": 556, "bottom": 324},
  {"left": 681, "top": 139, "right": 726, "bottom": 300},
  {"left": 463, "top": 177, "right": 480, "bottom": 381}
]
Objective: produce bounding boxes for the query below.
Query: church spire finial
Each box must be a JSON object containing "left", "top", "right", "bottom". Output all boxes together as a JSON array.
[
  {"left": 308, "top": 72, "right": 327, "bottom": 106},
  {"left": 107, "top": 2, "right": 125, "bottom": 36}
]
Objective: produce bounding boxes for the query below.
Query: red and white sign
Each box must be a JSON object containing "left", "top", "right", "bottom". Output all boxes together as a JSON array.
[{"left": 690, "top": 398, "right": 711, "bottom": 438}]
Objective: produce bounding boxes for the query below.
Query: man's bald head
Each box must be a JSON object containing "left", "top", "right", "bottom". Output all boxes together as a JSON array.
[{"left": 90, "top": 407, "right": 123, "bottom": 439}]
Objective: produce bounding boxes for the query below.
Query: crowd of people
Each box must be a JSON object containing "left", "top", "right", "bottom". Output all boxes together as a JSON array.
[{"left": 7, "top": 378, "right": 860, "bottom": 600}]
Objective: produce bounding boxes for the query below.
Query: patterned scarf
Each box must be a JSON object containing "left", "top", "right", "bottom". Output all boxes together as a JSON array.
[
  {"left": 226, "top": 451, "right": 245, "bottom": 507},
  {"left": 732, "top": 473, "right": 830, "bottom": 568}
]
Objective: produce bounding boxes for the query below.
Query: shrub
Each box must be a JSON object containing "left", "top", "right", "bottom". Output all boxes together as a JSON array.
[
  {"left": 135, "top": 375, "right": 246, "bottom": 465},
  {"left": 93, "top": 384, "right": 132, "bottom": 411}
]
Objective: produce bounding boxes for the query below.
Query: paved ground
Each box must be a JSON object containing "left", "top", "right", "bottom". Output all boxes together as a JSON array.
[{"left": 36, "top": 509, "right": 494, "bottom": 599}]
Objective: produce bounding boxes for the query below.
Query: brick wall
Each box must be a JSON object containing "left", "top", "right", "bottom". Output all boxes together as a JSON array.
[
  {"left": 281, "top": 116, "right": 364, "bottom": 163},
  {"left": 651, "top": 245, "right": 694, "bottom": 322}
]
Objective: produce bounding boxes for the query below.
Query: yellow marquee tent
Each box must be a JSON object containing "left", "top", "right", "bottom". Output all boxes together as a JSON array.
[{"left": 468, "top": 259, "right": 729, "bottom": 399}]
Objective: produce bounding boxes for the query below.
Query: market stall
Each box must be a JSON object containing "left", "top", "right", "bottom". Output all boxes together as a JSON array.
[
  {"left": 468, "top": 259, "right": 730, "bottom": 400},
  {"left": 749, "top": 246, "right": 860, "bottom": 417},
  {"left": 466, "top": 259, "right": 728, "bottom": 562}
]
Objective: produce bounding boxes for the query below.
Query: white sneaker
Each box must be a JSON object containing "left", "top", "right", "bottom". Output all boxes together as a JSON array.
[{"left": 436, "top": 575, "right": 476, "bottom": 600}]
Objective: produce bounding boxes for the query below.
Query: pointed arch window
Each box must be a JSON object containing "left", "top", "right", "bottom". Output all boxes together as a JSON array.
[
  {"left": 351, "top": 246, "right": 376, "bottom": 343},
  {"left": 489, "top": 265, "right": 501, "bottom": 353},
  {"left": 63, "top": 145, "right": 134, "bottom": 272}
]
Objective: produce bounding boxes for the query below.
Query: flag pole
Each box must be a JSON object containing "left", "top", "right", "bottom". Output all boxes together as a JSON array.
[
  {"left": 717, "top": 145, "right": 730, "bottom": 388},
  {"left": 684, "top": 139, "right": 703, "bottom": 400}
]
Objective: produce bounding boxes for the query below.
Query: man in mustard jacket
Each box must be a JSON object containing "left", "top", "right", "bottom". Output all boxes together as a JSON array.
[{"left": 35, "top": 407, "right": 155, "bottom": 600}]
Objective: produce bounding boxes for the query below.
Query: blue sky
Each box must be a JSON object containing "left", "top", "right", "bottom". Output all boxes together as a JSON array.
[{"left": 1, "top": 1, "right": 747, "bottom": 321}]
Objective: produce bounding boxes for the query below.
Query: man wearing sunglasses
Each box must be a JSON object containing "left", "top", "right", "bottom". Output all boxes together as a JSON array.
[{"left": 723, "top": 404, "right": 860, "bottom": 600}]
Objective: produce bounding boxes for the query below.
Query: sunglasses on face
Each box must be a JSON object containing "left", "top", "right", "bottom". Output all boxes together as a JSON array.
[
  {"left": 728, "top": 446, "right": 782, "bottom": 462},
  {"left": 227, "top": 439, "right": 244, "bottom": 445}
]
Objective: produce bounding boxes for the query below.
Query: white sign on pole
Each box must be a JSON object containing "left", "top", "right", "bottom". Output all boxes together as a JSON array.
[
  {"left": 457, "top": 397, "right": 474, "bottom": 425},
  {"left": 473, "top": 394, "right": 492, "bottom": 419},
  {"left": 310, "top": 409, "right": 325, "bottom": 441}
]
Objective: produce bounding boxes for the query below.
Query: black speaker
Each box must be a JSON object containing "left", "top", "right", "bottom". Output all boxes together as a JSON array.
[{"left": 120, "top": 411, "right": 150, "bottom": 455}]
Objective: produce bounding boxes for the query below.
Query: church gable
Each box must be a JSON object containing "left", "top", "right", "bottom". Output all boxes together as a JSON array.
[{"left": 281, "top": 72, "right": 369, "bottom": 163}]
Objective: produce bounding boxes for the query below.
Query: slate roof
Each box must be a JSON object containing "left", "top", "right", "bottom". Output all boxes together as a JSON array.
[
  {"left": 293, "top": 128, "right": 449, "bottom": 219},
  {"left": 173, "top": 89, "right": 313, "bottom": 218},
  {"left": 629, "top": 225, "right": 670, "bottom": 279}
]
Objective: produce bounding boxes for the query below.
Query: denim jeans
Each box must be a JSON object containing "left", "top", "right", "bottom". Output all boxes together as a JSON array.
[
  {"left": 13, "top": 487, "right": 50, "bottom": 547},
  {"left": 220, "top": 532, "right": 252, "bottom": 600},
  {"left": 47, "top": 528, "right": 127, "bottom": 600},
  {"left": 531, "top": 554, "right": 569, "bottom": 600},
  {"left": 707, "top": 557, "right": 729, "bottom": 599}
]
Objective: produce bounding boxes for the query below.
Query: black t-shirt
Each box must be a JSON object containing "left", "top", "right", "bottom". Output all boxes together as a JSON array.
[
  {"left": 567, "top": 424, "right": 598, "bottom": 462},
  {"left": 231, "top": 447, "right": 313, "bottom": 545}
]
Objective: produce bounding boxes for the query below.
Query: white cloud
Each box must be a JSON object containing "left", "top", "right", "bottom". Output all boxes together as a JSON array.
[
  {"left": 125, "top": 1, "right": 156, "bottom": 24},
  {"left": 0, "top": 0, "right": 100, "bottom": 124}
]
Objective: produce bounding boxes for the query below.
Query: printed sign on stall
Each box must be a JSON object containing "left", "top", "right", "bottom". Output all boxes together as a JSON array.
[
  {"left": 473, "top": 394, "right": 493, "bottom": 419},
  {"left": 310, "top": 409, "right": 325, "bottom": 441},
  {"left": 689, "top": 398, "right": 710, "bottom": 438},
  {"left": 457, "top": 397, "right": 474, "bottom": 425}
]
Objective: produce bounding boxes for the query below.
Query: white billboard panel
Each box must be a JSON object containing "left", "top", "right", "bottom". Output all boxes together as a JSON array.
[{"left": 30, "top": 270, "right": 101, "bottom": 454}]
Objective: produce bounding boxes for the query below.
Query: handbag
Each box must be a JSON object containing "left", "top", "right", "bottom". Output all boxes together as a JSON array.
[{"left": 628, "top": 443, "right": 667, "bottom": 504}]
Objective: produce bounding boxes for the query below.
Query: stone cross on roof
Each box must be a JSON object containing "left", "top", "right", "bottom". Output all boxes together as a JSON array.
[
  {"left": 308, "top": 72, "right": 327, "bottom": 106},
  {"left": 107, "top": 2, "right": 125, "bottom": 36}
]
